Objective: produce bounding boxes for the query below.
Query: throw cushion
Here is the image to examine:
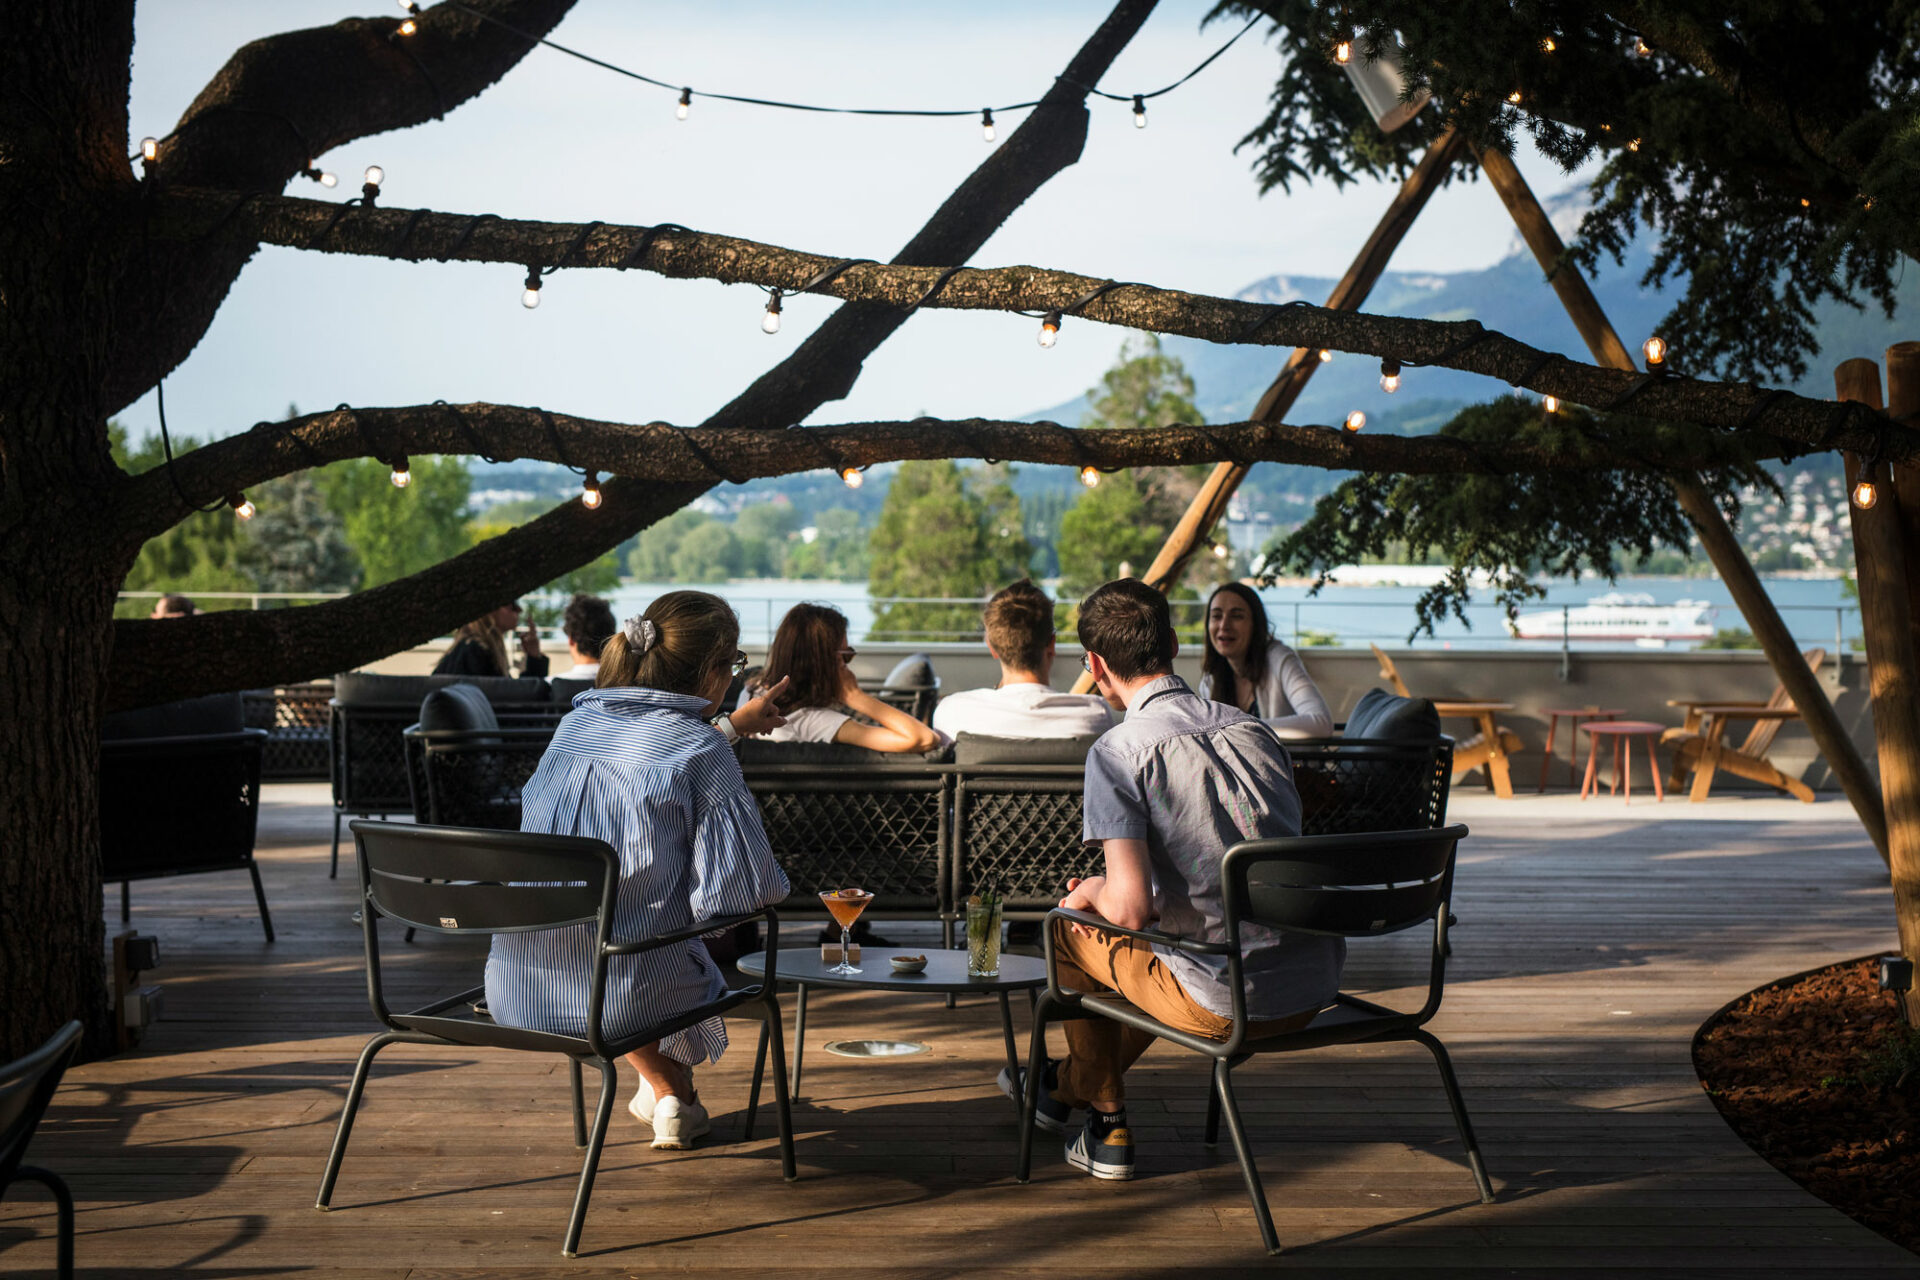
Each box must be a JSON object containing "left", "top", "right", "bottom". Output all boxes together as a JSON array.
[
  {"left": 417, "top": 683, "right": 500, "bottom": 733},
  {"left": 882, "top": 653, "right": 938, "bottom": 689},
  {"left": 953, "top": 732, "right": 1101, "bottom": 766}
]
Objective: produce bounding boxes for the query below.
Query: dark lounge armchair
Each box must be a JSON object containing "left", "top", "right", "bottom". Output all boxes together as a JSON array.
[{"left": 1, "top": 1020, "right": 84, "bottom": 1280}]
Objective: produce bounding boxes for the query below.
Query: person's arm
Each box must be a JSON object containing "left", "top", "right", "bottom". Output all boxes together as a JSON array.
[
  {"left": 686, "top": 756, "right": 791, "bottom": 922},
  {"left": 434, "top": 639, "right": 492, "bottom": 676},
  {"left": 727, "top": 675, "right": 790, "bottom": 739},
  {"left": 1263, "top": 642, "right": 1333, "bottom": 738},
  {"left": 1059, "top": 838, "right": 1156, "bottom": 931},
  {"left": 832, "top": 681, "right": 942, "bottom": 753},
  {"left": 516, "top": 624, "right": 548, "bottom": 678}
]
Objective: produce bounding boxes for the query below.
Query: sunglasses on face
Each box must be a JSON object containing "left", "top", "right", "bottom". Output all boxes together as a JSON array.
[
  {"left": 1080, "top": 652, "right": 1095, "bottom": 675},
  {"left": 838, "top": 647, "right": 857, "bottom": 664},
  {"left": 730, "top": 651, "right": 750, "bottom": 677}
]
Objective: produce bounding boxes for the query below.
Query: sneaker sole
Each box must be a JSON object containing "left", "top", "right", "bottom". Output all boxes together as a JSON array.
[
  {"left": 649, "top": 1121, "right": 711, "bottom": 1151},
  {"left": 1065, "top": 1144, "right": 1135, "bottom": 1181},
  {"left": 996, "top": 1075, "right": 1075, "bottom": 1136}
]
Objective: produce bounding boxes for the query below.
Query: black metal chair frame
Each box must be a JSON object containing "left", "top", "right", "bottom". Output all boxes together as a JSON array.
[
  {"left": 318, "top": 820, "right": 796, "bottom": 1258},
  {"left": 1014, "top": 823, "right": 1492, "bottom": 1255},
  {"left": 243, "top": 683, "right": 334, "bottom": 781},
  {"left": 949, "top": 764, "right": 1099, "bottom": 920},
  {"left": 1, "top": 1019, "right": 83, "bottom": 1280},
  {"left": 100, "top": 728, "right": 274, "bottom": 942}
]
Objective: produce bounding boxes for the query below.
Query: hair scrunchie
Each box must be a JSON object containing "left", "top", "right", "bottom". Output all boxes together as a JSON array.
[{"left": 624, "top": 615, "right": 657, "bottom": 654}]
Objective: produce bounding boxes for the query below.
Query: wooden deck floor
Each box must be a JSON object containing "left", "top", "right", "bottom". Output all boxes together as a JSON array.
[{"left": 4, "top": 785, "right": 1915, "bottom": 1277}]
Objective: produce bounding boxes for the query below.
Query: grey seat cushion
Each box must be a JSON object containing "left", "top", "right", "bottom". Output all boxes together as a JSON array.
[
  {"left": 417, "top": 683, "right": 500, "bottom": 733},
  {"left": 882, "top": 653, "right": 937, "bottom": 689},
  {"left": 1344, "top": 688, "right": 1442, "bottom": 741},
  {"left": 333, "top": 671, "right": 549, "bottom": 707},
  {"left": 548, "top": 677, "right": 595, "bottom": 707},
  {"left": 953, "top": 732, "right": 1101, "bottom": 766},
  {"left": 735, "top": 739, "right": 950, "bottom": 767},
  {"left": 102, "top": 692, "right": 246, "bottom": 740}
]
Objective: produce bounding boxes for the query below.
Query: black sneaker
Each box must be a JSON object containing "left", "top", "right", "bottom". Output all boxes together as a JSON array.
[
  {"left": 1065, "top": 1109, "right": 1135, "bottom": 1181},
  {"left": 996, "top": 1060, "right": 1076, "bottom": 1136}
]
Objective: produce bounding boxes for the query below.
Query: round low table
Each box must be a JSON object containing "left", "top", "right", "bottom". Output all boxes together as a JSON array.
[
  {"left": 1538, "top": 706, "right": 1626, "bottom": 792},
  {"left": 1579, "top": 720, "right": 1667, "bottom": 804},
  {"left": 737, "top": 948, "right": 1048, "bottom": 1105}
]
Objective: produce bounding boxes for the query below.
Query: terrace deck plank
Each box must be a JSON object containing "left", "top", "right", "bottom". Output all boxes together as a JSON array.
[{"left": 2, "top": 785, "right": 1913, "bottom": 1275}]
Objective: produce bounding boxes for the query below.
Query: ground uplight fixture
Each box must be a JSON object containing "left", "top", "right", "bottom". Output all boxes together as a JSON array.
[{"left": 1879, "top": 954, "right": 1914, "bottom": 992}]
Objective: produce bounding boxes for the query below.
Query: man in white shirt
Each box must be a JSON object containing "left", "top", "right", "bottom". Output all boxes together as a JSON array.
[
  {"left": 932, "top": 579, "right": 1113, "bottom": 740},
  {"left": 559, "top": 593, "right": 616, "bottom": 681}
]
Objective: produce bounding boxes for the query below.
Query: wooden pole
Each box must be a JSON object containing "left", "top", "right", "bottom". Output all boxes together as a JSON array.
[
  {"left": 1855, "top": 352, "right": 1920, "bottom": 1021},
  {"left": 1888, "top": 341, "right": 1920, "bottom": 662},
  {"left": 1068, "top": 126, "right": 1469, "bottom": 693},
  {"left": 1479, "top": 144, "right": 1890, "bottom": 861}
]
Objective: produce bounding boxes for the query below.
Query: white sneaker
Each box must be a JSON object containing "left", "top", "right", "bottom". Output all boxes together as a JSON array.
[
  {"left": 648, "top": 1095, "right": 711, "bottom": 1150},
  {"left": 627, "top": 1078, "right": 658, "bottom": 1130}
]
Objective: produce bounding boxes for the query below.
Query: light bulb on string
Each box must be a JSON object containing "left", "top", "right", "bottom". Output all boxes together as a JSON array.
[
  {"left": 581, "top": 473, "right": 603, "bottom": 509},
  {"left": 1635, "top": 37, "right": 1651, "bottom": 56},
  {"left": 398, "top": 17, "right": 417, "bottom": 35},
  {"left": 301, "top": 162, "right": 337, "bottom": 187},
  {"left": 1038, "top": 310, "right": 1062, "bottom": 348},
  {"left": 1132, "top": 94, "right": 1147, "bottom": 129},
  {"left": 390, "top": 457, "right": 412, "bottom": 488},
  {"left": 362, "top": 165, "right": 384, "bottom": 205},
  {"left": 1544, "top": 395, "right": 1560, "bottom": 414},
  {"left": 521, "top": 266, "right": 542, "bottom": 309},
  {"left": 1541, "top": 36, "right": 1557, "bottom": 53},
  {"left": 1643, "top": 335, "right": 1667, "bottom": 369},
  {"left": 762, "top": 290, "right": 783, "bottom": 335},
  {"left": 1379, "top": 358, "right": 1401, "bottom": 394},
  {"left": 1344, "top": 410, "right": 1366, "bottom": 432},
  {"left": 1852, "top": 477, "right": 1878, "bottom": 509},
  {"left": 228, "top": 493, "right": 256, "bottom": 520},
  {"left": 1507, "top": 90, "right": 1523, "bottom": 104},
  {"left": 140, "top": 137, "right": 158, "bottom": 162},
  {"left": 1210, "top": 541, "right": 1231, "bottom": 559},
  {"left": 1627, "top": 137, "right": 1641, "bottom": 152},
  {"left": 1317, "top": 348, "right": 1333, "bottom": 363},
  {"left": 839, "top": 466, "right": 865, "bottom": 489},
  {"left": 1333, "top": 40, "right": 1352, "bottom": 64},
  {"left": 1079, "top": 466, "right": 1101, "bottom": 488},
  {"left": 676, "top": 87, "right": 691, "bottom": 121},
  {"left": 981, "top": 108, "right": 995, "bottom": 142}
]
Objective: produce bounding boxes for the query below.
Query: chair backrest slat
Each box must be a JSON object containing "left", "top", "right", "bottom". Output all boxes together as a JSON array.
[
  {"left": 1742, "top": 647, "right": 1825, "bottom": 757},
  {"left": 0, "top": 1020, "right": 83, "bottom": 1179},
  {"left": 1224, "top": 825, "right": 1466, "bottom": 938},
  {"left": 352, "top": 821, "right": 614, "bottom": 935}
]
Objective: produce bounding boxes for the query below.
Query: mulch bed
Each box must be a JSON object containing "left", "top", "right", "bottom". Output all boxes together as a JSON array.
[{"left": 1693, "top": 957, "right": 1918, "bottom": 1255}]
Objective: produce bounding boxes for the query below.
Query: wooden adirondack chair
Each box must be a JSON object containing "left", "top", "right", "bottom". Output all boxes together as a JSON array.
[
  {"left": 1370, "top": 645, "right": 1524, "bottom": 797},
  {"left": 1661, "top": 648, "right": 1826, "bottom": 803}
]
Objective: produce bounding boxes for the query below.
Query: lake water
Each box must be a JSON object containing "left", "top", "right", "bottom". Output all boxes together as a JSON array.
[{"left": 604, "top": 574, "right": 1856, "bottom": 651}]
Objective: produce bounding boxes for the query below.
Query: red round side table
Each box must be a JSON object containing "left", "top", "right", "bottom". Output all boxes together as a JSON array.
[
  {"left": 1579, "top": 720, "right": 1666, "bottom": 804},
  {"left": 1538, "top": 707, "right": 1625, "bottom": 792}
]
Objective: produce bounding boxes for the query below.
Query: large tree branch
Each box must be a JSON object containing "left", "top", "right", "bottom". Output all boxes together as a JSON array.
[
  {"left": 153, "top": 187, "right": 1920, "bottom": 463},
  {"left": 106, "top": 0, "right": 576, "bottom": 413},
  {"left": 117, "top": 400, "right": 1795, "bottom": 544}
]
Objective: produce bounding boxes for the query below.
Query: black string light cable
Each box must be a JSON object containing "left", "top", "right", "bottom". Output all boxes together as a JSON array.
[
  {"left": 759, "top": 257, "right": 876, "bottom": 334},
  {"left": 440, "top": 0, "right": 1258, "bottom": 131},
  {"left": 1025, "top": 279, "right": 1145, "bottom": 348},
  {"left": 334, "top": 402, "right": 414, "bottom": 489}
]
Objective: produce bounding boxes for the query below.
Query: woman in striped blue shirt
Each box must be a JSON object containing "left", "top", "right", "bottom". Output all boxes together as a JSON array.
[{"left": 484, "top": 591, "right": 792, "bottom": 1150}]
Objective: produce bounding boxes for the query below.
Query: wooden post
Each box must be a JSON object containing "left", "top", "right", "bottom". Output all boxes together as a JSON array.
[
  {"left": 1852, "top": 353, "right": 1920, "bottom": 1022},
  {"left": 1479, "top": 144, "right": 1890, "bottom": 860},
  {"left": 1069, "top": 127, "right": 1469, "bottom": 693}
]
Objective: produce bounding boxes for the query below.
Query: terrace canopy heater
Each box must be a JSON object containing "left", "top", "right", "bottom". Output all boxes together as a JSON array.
[{"left": 1341, "top": 36, "right": 1431, "bottom": 134}]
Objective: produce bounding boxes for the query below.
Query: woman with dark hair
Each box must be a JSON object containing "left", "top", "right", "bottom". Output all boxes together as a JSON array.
[
  {"left": 485, "top": 591, "right": 791, "bottom": 1150},
  {"left": 1198, "top": 582, "right": 1333, "bottom": 738},
  {"left": 435, "top": 601, "right": 546, "bottom": 678},
  {"left": 758, "top": 602, "right": 942, "bottom": 754}
]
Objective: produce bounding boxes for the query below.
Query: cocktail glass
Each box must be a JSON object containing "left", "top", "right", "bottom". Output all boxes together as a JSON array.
[{"left": 820, "top": 888, "right": 873, "bottom": 975}]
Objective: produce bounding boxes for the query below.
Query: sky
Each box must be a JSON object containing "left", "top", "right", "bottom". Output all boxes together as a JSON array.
[{"left": 121, "top": 1, "right": 1592, "bottom": 447}]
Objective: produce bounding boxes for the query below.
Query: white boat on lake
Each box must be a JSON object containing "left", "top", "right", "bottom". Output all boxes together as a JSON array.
[{"left": 1508, "top": 592, "right": 1718, "bottom": 642}]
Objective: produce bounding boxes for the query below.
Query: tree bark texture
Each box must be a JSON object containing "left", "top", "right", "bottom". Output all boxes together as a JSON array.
[{"left": 152, "top": 186, "right": 1920, "bottom": 464}]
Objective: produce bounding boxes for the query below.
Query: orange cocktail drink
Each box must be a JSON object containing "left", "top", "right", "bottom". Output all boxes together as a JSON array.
[{"left": 820, "top": 888, "right": 873, "bottom": 974}]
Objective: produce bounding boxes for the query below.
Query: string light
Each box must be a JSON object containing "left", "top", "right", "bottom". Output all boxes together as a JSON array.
[
  {"left": 981, "top": 108, "right": 995, "bottom": 142},
  {"left": 1799, "top": 197, "right": 1811, "bottom": 208},
  {"left": 1541, "top": 36, "right": 1557, "bottom": 53},
  {"left": 581, "top": 472, "right": 603, "bottom": 508},
  {"left": 398, "top": 15, "right": 418, "bottom": 35},
  {"left": 1344, "top": 410, "right": 1366, "bottom": 432},
  {"left": 390, "top": 457, "right": 412, "bottom": 488},
  {"left": 1643, "top": 335, "right": 1667, "bottom": 369},
  {"left": 676, "top": 87, "right": 691, "bottom": 121},
  {"left": 1635, "top": 37, "right": 1651, "bottom": 56},
  {"left": 228, "top": 493, "right": 256, "bottom": 520},
  {"left": 140, "top": 137, "right": 158, "bottom": 162},
  {"left": 1627, "top": 137, "right": 1641, "bottom": 152},
  {"left": 362, "top": 164, "right": 384, "bottom": 206},
  {"left": 300, "top": 162, "right": 337, "bottom": 187},
  {"left": 1507, "top": 90, "right": 1523, "bottom": 104},
  {"left": 1317, "top": 348, "right": 1333, "bottom": 363},
  {"left": 1038, "top": 310, "right": 1062, "bottom": 348},
  {"left": 1379, "top": 358, "right": 1401, "bottom": 393},
  {"left": 839, "top": 466, "right": 867, "bottom": 489},
  {"left": 1210, "top": 541, "right": 1231, "bottom": 559},
  {"left": 762, "top": 290, "right": 784, "bottom": 334},
  {"left": 1132, "top": 94, "right": 1147, "bottom": 128},
  {"left": 1544, "top": 394, "right": 1560, "bottom": 414},
  {"left": 521, "top": 266, "right": 542, "bottom": 309},
  {"left": 1852, "top": 476, "right": 1879, "bottom": 510},
  {"left": 1079, "top": 466, "right": 1101, "bottom": 487},
  {"left": 1334, "top": 40, "right": 1352, "bottom": 64}
]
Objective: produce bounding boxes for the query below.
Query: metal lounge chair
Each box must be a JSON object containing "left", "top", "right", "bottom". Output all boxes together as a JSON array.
[
  {"left": 1662, "top": 647, "right": 1825, "bottom": 802},
  {"left": 1014, "top": 823, "right": 1491, "bottom": 1255},
  {"left": 1, "top": 1020, "right": 84, "bottom": 1280},
  {"left": 317, "top": 821, "right": 796, "bottom": 1257}
]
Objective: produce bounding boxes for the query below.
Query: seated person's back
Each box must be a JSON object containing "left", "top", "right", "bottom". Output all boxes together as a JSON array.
[
  {"left": 932, "top": 579, "right": 1112, "bottom": 740},
  {"left": 756, "top": 602, "right": 943, "bottom": 753}
]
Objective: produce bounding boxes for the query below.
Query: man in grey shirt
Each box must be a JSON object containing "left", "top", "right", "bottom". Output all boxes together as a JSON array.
[{"left": 998, "top": 578, "right": 1343, "bottom": 1181}]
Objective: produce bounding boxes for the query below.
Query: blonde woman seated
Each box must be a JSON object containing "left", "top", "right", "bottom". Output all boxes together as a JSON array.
[
  {"left": 483, "top": 591, "right": 791, "bottom": 1150},
  {"left": 757, "top": 603, "right": 943, "bottom": 754},
  {"left": 1198, "top": 582, "right": 1334, "bottom": 739}
]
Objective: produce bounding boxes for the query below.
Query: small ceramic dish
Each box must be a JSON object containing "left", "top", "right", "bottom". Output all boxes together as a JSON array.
[{"left": 889, "top": 954, "right": 928, "bottom": 975}]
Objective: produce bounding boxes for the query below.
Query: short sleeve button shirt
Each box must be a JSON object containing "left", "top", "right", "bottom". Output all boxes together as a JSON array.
[{"left": 1082, "top": 675, "right": 1342, "bottom": 1019}]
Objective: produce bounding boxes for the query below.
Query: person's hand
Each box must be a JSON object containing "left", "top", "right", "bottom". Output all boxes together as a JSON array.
[
  {"left": 519, "top": 623, "right": 542, "bottom": 657},
  {"left": 837, "top": 659, "right": 862, "bottom": 699},
  {"left": 729, "top": 675, "right": 791, "bottom": 738},
  {"left": 1059, "top": 875, "right": 1106, "bottom": 936}
]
